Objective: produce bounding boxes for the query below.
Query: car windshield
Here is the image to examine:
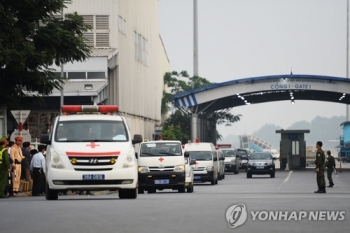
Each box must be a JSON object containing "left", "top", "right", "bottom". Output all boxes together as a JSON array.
[
  {"left": 222, "top": 150, "right": 235, "bottom": 157},
  {"left": 250, "top": 153, "right": 272, "bottom": 160},
  {"left": 55, "top": 120, "right": 128, "bottom": 142},
  {"left": 140, "top": 142, "right": 182, "bottom": 157},
  {"left": 238, "top": 150, "right": 248, "bottom": 158},
  {"left": 188, "top": 151, "right": 212, "bottom": 160}
]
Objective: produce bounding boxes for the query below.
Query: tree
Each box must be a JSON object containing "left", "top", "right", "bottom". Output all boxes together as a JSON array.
[
  {"left": 162, "top": 71, "right": 241, "bottom": 125},
  {"left": 0, "top": 0, "right": 91, "bottom": 110}
]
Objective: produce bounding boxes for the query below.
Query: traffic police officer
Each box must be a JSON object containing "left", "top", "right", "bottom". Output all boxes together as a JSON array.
[
  {"left": 325, "top": 150, "right": 336, "bottom": 187},
  {"left": 0, "top": 136, "right": 11, "bottom": 198},
  {"left": 314, "top": 141, "right": 326, "bottom": 193}
]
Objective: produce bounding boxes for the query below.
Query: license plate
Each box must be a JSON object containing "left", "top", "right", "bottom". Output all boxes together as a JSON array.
[
  {"left": 82, "top": 174, "right": 105, "bottom": 180},
  {"left": 256, "top": 166, "right": 264, "bottom": 169},
  {"left": 154, "top": 179, "right": 169, "bottom": 184},
  {"left": 194, "top": 176, "right": 201, "bottom": 179}
]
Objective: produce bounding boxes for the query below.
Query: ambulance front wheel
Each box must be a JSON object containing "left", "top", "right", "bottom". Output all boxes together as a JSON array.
[
  {"left": 119, "top": 188, "right": 137, "bottom": 199},
  {"left": 45, "top": 183, "right": 58, "bottom": 200}
]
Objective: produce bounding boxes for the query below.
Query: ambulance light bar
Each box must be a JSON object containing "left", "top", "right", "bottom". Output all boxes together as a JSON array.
[{"left": 62, "top": 105, "right": 118, "bottom": 113}]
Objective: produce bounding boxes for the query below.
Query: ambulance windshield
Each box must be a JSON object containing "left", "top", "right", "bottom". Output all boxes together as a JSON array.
[
  {"left": 140, "top": 143, "right": 182, "bottom": 157},
  {"left": 55, "top": 120, "right": 128, "bottom": 142}
]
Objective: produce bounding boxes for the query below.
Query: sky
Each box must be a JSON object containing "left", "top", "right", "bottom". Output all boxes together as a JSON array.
[{"left": 158, "top": 0, "right": 348, "bottom": 139}]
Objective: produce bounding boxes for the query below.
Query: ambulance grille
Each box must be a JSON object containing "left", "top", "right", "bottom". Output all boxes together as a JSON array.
[
  {"left": 68, "top": 156, "right": 118, "bottom": 166},
  {"left": 149, "top": 166, "right": 174, "bottom": 172}
]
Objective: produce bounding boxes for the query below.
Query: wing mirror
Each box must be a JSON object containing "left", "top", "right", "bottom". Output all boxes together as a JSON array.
[{"left": 190, "top": 160, "right": 196, "bottom": 165}]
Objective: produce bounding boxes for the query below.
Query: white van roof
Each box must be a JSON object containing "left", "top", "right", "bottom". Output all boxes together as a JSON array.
[{"left": 184, "top": 142, "right": 215, "bottom": 151}]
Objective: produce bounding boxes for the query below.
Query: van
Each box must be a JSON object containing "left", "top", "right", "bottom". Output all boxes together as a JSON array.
[
  {"left": 184, "top": 141, "right": 220, "bottom": 185},
  {"left": 40, "top": 105, "right": 142, "bottom": 200},
  {"left": 137, "top": 140, "right": 193, "bottom": 193}
]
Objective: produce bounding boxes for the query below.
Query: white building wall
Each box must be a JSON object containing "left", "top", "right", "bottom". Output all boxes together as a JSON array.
[
  {"left": 64, "top": 0, "right": 118, "bottom": 48},
  {"left": 116, "top": 0, "right": 169, "bottom": 138},
  {"left": 57, "top": 0, "right": 169, "bottom": 139}
]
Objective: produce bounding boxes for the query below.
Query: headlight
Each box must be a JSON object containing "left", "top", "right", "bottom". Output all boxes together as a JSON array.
[
  {"left": 174, "top": 165, "right": 185, "bottom": 172},
  {"left": 51, "top": 150, "right": 65, "bottom": 169},
  {"left": 206, "top": 166, "right": 214, "bottom": 171},
  {"left": 123, "top": 149, "right": 135, "bottom": 168},
  {"left": 138, "top": 166, "right": 150, "bottom": 173}
]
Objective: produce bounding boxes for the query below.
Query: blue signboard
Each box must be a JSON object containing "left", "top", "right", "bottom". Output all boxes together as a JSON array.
[{"left": 288, "top": 133, "right": 298, "bottom": 140}]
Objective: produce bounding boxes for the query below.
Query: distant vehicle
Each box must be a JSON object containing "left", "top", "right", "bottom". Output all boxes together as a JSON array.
[
  {"left": 184, "top": 141, "right": 220, "bottom": 185},
  {"left": 184, "top": 156, "right": 195, "bottom": 193},
  {"left": 216, "top": 149, "right": 226, "bottom": 180},
  {"left": 236, "top": 149, "right": 249, "bottom": 170},
  {"left": 217, "top": 144, "right": 240, "bottom": 174},
  {"left": 246, "top": 152, "right": 276, "bottom": 178}
]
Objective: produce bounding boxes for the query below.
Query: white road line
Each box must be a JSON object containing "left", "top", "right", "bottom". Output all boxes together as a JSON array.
[{"left": 277, "top": 170, "right": 293, "bottom": 192}]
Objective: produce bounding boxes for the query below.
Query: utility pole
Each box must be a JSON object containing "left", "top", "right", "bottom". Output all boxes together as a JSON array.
[
  {"left": 60, "top": 8, "right": 65, "bottom": 115},
  {"left": 192, "top": 0, "right": 199, "bottom": 142}
]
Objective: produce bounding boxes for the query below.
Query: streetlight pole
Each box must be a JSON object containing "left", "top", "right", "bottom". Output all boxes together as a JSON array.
[
  {"left": 192, "top": 0, "right": 199, "bottom": 142},
  {"left": 60, "top": 9, "right": 65, "bottom": 115}
]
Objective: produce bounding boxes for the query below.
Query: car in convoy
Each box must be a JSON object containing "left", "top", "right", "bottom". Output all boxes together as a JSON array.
[
  {"left": 246, "top": 152, "right": 276, "bottom": 178},
  {"left": 40, "top": 105, "right": 143, "bottom": 200},
  {"left": 137, "top": 140, "right": 192, "bottom": 193},
  {"left": 220, "top": 148, "right": 240, "bottom": 174},
  {"left": 216, "top": 149, "right": 225, "bottom": 180},
  {"left": 236, "top": 149, "right": 249, "bottom": 170},
  {"left": 184, "top": 156, "right": 195, "bottom": 193},
  {"left": 184, "top": 141, "right": 220, "bottom": 185}
]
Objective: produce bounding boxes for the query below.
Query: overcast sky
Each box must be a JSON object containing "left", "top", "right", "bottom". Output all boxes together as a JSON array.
[{"left": 158, "top": 0, "right": 348, "bottom": 138}]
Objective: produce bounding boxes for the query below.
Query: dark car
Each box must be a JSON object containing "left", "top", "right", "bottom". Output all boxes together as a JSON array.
[
  {"left": 246, "top": 152, "right": 276, "bottom": 178},
  {"left": 236, "top": 149, "right": 249, "bottom": 170}
]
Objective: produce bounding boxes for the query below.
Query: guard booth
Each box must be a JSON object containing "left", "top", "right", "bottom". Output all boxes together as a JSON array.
[{"left": 276, "top": 129, "right": 310, "bottom": 170}]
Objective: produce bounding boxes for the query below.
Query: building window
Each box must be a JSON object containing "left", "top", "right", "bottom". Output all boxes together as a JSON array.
[
  {"left": 118, "top": 16, "right": 126, "bottom": 35},
  {"left": 53, "top": 72, "right": 66, "bottom": 78},
  {"left": 292, "top": 140, "right": 299, "bottom": 155},
  {"left": 134, "top": 31, "right": 148, "bottom": 66},
  {"left": 83, "top": 15, "right": 110, "bottom": 48},
  {"left": 87, "top": 72, "right": 105, "bottom": 79},
  {"left": 68, "top": 72, "right": 86, "bottom": 79}
]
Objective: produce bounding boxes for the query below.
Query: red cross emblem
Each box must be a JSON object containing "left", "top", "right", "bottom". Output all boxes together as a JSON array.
[
  {"left": 159, "top": 157, "right": 164, "bottom": 162},
  {"left": 86, "top": 142, "right": 100, "bottom": 149}
]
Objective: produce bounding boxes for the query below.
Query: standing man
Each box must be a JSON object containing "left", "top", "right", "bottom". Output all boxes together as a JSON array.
[
  {"left": 30, "top": 145, "right": 46, "bottom": 196},
  {"left": 314, "top": 141, "right": 326, "bottom": 193},
  {"left": 325, "top": 150, "right": 336, "bottom": 187},
  {"left": 0, "top": 136, "right": 11, "bottom": 198},
  {"left": 10, "top": 136, "right": 25, "bottom": 193},
  {"left": 21, "top": 141, "right": 32, "bottom": 182}
]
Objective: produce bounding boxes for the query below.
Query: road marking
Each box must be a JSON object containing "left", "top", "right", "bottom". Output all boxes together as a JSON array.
[{"left": 277, "top": 170, "right": 293, "bottom": 192}]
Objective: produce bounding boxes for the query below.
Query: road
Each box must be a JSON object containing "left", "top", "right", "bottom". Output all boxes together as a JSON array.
[{"left": 1, "top": 168, "right": 349, "bottom": 233}]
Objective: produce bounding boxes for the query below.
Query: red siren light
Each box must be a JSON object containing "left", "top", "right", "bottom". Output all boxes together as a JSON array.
[
  {"left": 182, "top": 144, "right": 185, "bottom": 149},
  {"left": 215, "top": 146, "right": 219, "bottom": 150},
  {"left": 195, "top": 138, "right": 200, "bottom": 143},
  {"left": 62, "top": 105, "right": 118, "bottom": 114}
]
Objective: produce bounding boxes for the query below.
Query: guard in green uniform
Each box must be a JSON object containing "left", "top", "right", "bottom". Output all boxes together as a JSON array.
[
  {"left": 0, "top": 136, "right": 11, "bottom": 198},
  {"left": 314, "top": 141, "right": 326, "bottom": 193},
  {"left": 325, "top": 150, "right": 336, "bottom": 187}
]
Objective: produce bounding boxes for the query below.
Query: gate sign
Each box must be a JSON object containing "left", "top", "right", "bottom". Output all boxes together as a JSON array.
[
  {"left": 11, "top": 110, "right": 30, "bottom": 124},
  {"left": 10, "top": 129, "right": 32, "bottom": 143}
]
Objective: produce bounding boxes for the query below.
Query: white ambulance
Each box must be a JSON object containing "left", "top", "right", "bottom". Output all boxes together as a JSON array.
[
  {"left": 184, "top": 141, "right": 219, "bottom": 185},
  {"left": 137, "top": 140, "right": 194, "bottom": 193},
  {"left": 40, "top": 105, "right": 143, "bottom": 200}
]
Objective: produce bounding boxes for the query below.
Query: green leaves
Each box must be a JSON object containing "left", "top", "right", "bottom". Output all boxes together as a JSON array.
[{"left": 0, "top": 0, "right": 91, "bottom": 110}]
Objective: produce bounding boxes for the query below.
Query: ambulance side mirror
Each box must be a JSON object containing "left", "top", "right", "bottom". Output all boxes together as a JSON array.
[
  {"left": 190, "top": 160, "right": 196, "bottom": 165},
  {"left": 132, "top": 134, "right": 143, "bottom": 144},
  {"left": 135, "top": 152, "right": 138, "bottom": 159},
  {"left": 40, "top": 134, "right": 51, "bottom": 145},
  {"left": 184, "top": 151, "right": 190, "bottom": 158}
]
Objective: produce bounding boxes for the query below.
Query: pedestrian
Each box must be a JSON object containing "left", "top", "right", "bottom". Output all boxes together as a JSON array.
[
  {"left": 30, "top": 145, "right": 46, "bottom": 196},
  {"left": 325, "top": 150, "right": 336, "bottom": 187},
  {"left": 314, "top": 141, "right": 326, "bottom": 193},
  {"left": 0, "top": 136, "right": 11, "bottom": 198},
  {"left": 10, "top": 136, "right": 26, "bottom": 194},
  {"left": 21, "top": 141, "right": 32, "bottom": 182}
]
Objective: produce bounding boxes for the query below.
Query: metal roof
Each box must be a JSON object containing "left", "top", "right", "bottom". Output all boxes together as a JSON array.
[
  {"left": 51, "top": 80, "right": 108, "bottom": 97},
  {"left": 90, "top": 48, "right": 118, "bottom": 59}
]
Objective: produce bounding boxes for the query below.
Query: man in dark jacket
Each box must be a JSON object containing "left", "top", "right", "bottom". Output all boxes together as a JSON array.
[
  {"left": 314, "top": 141, "right": 326, "bottom": 193},
  {"left": 21, "top": 141, "right": 31, "bottom": 182},
  {"left": 325, "top": 150, "right": 336, "bottom": 187}
]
